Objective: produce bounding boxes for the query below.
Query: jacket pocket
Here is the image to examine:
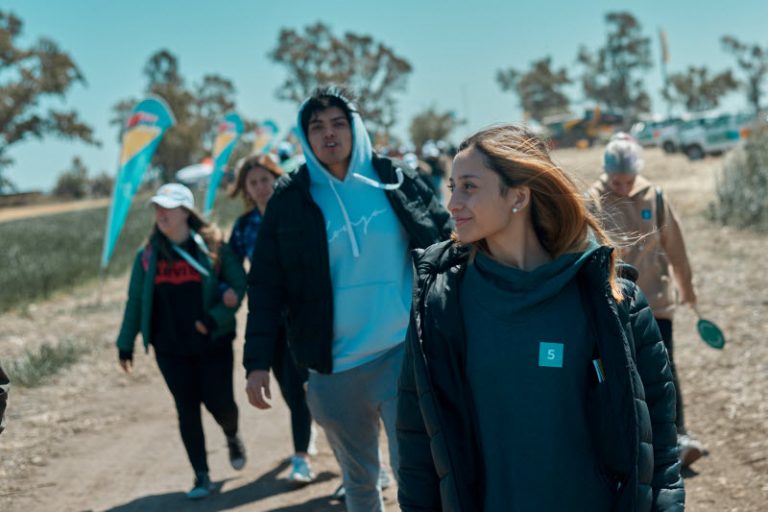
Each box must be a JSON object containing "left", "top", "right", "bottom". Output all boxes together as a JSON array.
[{"left": 587, "top": 381, "right": 631, "bottom": 487}]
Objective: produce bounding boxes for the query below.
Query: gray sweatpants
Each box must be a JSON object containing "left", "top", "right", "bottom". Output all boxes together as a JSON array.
[{"left": 306, "top": 343, "right": 404, "bottom": 512}]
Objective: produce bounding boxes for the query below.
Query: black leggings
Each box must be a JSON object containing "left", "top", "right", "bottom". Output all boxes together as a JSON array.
[
  {"left": 156, "top": 345, "right": 239, "bottom": 474},
  {"left": 655, "top": 318, "right": 686, "bottom": 433},
  {"left": 272, "top": 338, "right": 312, "bottom": 453}
]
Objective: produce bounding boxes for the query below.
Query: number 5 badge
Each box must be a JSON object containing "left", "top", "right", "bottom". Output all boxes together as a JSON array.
[{"left": 538, "top": 342, "right": 564, "bottom": 368}]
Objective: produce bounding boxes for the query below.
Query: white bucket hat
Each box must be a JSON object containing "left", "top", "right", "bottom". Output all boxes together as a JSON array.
[{"left": 150, "top": 183, "right": 195, "bottom": 210}]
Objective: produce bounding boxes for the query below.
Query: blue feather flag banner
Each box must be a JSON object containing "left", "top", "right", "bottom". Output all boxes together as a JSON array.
[
  {"left": 204, "top": 112, "right": 244, "bottom": 217},
  {"left": 101, "top": 96, "right": 175, "bottom": 269}
]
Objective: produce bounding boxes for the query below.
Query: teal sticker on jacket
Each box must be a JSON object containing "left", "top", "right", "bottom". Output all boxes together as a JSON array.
[
  {"left": 641, "top": 209, "right": 652, "bottom": 220},
  {"left": 539, "top": 342, "right": 564, "bottom": 368}
]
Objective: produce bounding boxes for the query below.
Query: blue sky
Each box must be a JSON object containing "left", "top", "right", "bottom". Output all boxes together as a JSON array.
[{"left": 3, "top": 0, "right": 767, "bottom": 191}]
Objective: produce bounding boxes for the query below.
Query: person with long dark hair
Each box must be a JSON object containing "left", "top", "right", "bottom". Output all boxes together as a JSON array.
[
  {"left": 116, "top": 183, "right": 247, "bottom": 500},
  {"left": 397, "top": 125, "right": 684, "bottom": 511},
  {"left": 228, "top": 154, "right": 316, "bottom": 483}
]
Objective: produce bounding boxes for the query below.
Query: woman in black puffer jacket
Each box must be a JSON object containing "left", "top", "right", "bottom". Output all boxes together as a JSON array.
[{"left": 397, "top": 124, "right": 685, "bottom": 512}]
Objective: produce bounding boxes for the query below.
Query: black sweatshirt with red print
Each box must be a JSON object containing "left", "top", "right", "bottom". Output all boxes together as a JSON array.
[{"left": 150, "top": 238, "right": 210, "bottom": 356}]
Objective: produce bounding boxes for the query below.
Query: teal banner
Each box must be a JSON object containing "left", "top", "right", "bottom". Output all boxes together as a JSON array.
[
  {"left": 204, "top": 112, "right": 244, "bottom": 217},
  {"left": 100, "top": 96, "right": 175, "bottom": 269},
  {"left": 252, "top": 119, "right": 279, "bottom": 154}
]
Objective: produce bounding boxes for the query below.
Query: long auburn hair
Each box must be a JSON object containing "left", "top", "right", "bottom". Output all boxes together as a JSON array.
[
  {"left": 229, "top": 154, "right": 284, "bottom": 211},
  {"left": 457, "top": 124, "right": 623, "bottom": 301}
]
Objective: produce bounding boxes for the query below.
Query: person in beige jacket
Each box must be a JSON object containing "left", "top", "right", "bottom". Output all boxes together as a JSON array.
[{"left": 589, "top": 133, "right": 705, "bottom": 468}]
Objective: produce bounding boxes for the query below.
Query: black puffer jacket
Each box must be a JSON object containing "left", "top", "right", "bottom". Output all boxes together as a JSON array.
[
  {"left": 0, "top": 362, "right": 9, "bottom": 434},
  {"left": 243, "top": 155, "right": 453, "bottom": 375},
  {"left": 397, "top": 241, "right": 685, "bottom": 512}
]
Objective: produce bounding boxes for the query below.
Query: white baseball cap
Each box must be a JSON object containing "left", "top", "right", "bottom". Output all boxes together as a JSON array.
[{"left": 150, "top": 183, "right": 195, "bottom": 210}]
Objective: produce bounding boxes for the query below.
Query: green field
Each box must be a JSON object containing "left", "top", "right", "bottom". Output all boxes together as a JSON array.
[{"left": 0, "top": 191, "right": 242, "bottom": 312}]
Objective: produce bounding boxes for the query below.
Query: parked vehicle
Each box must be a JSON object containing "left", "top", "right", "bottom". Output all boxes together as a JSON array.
[
  {"left": 630, "top": 116, "right": 684, "bottom": 152},
  {"left": 543, "top": 107, "right": 624, "bottom": 148},
  {"left": 678, "top": 112, "right": 756, "bottom": 160}
]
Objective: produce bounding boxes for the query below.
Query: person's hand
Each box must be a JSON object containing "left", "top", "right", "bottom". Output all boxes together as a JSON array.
[
  {"left": 246, "top": 370, "right": 272, "bottom": 409},
  {"left": 222, "top": 288, "right": 238, "bottom": 308},
  {"left": 119, "top": 359, "right": 133, "bottom": 374},
  {"left": 680, "top": 289, "right": 698, "bottom": 306},
  {"left": 195, "top": 320, "right": 209, "bottom": 335}
]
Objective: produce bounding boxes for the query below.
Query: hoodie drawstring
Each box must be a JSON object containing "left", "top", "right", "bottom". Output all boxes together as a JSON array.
[
  {"left": 327, "top": 177, "right": 361, "bottom": 258},
  {"left": 325, "top": 168, "right": 404, "bottom": 259},
  {"left": 352, "top": 167, "right": 404, "bottom": 191}
]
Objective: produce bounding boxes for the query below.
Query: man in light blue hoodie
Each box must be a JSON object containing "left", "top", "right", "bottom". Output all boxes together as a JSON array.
[{"left": 243, "top": 87, "right": 452, "bottom": 511}]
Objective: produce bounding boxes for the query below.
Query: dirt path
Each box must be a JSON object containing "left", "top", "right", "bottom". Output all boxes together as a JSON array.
[
  {"left": 0, "top": 147, "right": 766, "bottom": 511},
  {"left": 0, "top": 276, "right": 397, "bottom": 511},
  {"left": 0, "top": 198, "right": 110, "bottom": 223}
]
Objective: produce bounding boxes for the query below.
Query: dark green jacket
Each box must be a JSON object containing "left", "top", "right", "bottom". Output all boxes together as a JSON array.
[
  {"left": 397, "top": 241, "right": 685, "bottom": 512},
  {"left": 116, "top": 236, "right": 246, "bottom": 354}
]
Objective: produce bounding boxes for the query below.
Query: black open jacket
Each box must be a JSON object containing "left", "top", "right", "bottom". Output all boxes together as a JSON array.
[
  {"left": 397, "top": 241, "right": 685, "bottom": 512},
  {"left": 243, "top": 155, "right": 453, "bottom": 375},
  {"left": 0, "top": 362, "right": 9, "bottom": 434}
]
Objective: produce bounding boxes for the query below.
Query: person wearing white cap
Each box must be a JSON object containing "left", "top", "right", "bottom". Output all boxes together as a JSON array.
[
  {"left": 589, "top": 133, "right": 705, "bottom": 468},
  {"left": 115, "top": 182, "right": 248, "bottom": 499}
]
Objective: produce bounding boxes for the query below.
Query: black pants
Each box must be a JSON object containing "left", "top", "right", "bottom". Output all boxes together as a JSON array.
[
  {"left": 655, "top": 318, "right": 686, "bottom": 433},
  {"left": 273, "top": 337, "right": 312, "bottom": 453},
  {"left": 156, "top": 344, "right": 239, "bottom": 474}
]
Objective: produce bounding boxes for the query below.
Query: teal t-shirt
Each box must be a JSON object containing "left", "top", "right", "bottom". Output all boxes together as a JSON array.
[{"left": 461, "top": 248, "right": 614, "bottom": 512}]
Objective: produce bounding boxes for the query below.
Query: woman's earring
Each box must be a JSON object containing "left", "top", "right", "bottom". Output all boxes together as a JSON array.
[{"left": 512, "top": 207, "right": 519, "bottom": 214}]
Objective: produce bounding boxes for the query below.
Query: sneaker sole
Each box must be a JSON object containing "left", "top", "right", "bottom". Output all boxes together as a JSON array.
[
  {"left": 682, "top": 446, "right": 703, "bottom": 467},
  {"left": 187, "top": 486, "right": 214, "bottom": 500},
  {"left": 289, "top": 474, "right": 315, "bottom": 485}
]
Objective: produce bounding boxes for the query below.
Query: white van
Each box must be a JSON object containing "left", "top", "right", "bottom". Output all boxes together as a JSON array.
[
  {"left": 631, "top": 117, "right": 685, "bottom": 153},
  {"left": 678, "top": 113, "right": 755, "bottom": 160}
]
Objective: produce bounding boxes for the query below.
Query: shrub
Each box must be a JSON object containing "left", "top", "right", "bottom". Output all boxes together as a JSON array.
[
  {"left": 89, "top": 172, "right": 114, "bottom": 198},
  {"left": 7, "top": 339, "right": 90, "bottom": 387},
  {"left": 709, "top": 126, "right": 768, "bottom": 231},
  {"left": 52, "top": 157, "right": 89, "bottom": 200}
]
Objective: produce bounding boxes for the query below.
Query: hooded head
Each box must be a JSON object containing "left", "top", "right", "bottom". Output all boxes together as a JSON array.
[
  {"left": 602, "top": 132, "right": 643, "bottom": 198},
  {"left": 296, "top": 86, "right": 373, "bottom": 182},
  {"left": 603, "top": 132, "right": 643, "bottom": 175}
]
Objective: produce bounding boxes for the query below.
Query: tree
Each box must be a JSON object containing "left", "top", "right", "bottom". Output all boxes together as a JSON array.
[
  {"left": 409, "top": 107, "right": 464, "bottom": 149},
  {"left": 0, "top": 11, "right": 97, "bottom": 193},
  {"left": 497, "top": 57, "right": 571, "bottom": 122},
  {"left": 269, "top": 22, "right": 413, "bottom": 133},
  {"left": 52, "top": 156, "right": 89, "bottom": 199},
  {"left": 89, "top": 171, "right": 113, "bottom": 198},
  {"left": 111, "top": 50, "right": 247, "bottom": 182},
  {"left": 721, "top": 36, "right": 768, "bottom": 114},
  {"left": 577, "top": 11, "right": 653, "bottom": 119},
  {"left": 193, "top": 74, "right": 236, "bottom": 149},
  {"left": 664, "top": 66, "right": 739, "bottom": 112}
]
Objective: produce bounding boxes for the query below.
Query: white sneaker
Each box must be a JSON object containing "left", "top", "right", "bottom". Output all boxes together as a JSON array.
[
  {"left": 330, "top": 467, "right": 390, "bottom": 501},
  {"left": 289, "top": 455, "right": 315, "bottom": 484},
  {"left": 678, "top": 434, "right": 705, "bottom": 467}
]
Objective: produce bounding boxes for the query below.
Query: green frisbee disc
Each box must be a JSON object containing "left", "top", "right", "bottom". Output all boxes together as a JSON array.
[{"left": 696, "top": 318, "right": 726, "bottom": 350}]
